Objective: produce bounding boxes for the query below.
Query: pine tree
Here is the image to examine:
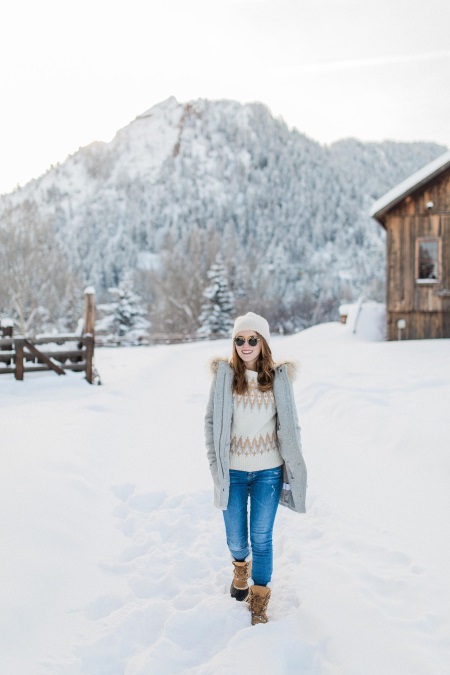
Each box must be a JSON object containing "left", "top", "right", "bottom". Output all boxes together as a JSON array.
[
  {"left": 107, "top": 273, "right": 150, "bottom": 340},
  {"left": 198, "top": 257, "right": 234, "bottom": 337}
]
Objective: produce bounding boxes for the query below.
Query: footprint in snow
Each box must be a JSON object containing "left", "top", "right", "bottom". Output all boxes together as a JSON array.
[{"left": 72, "top": 487, "right": 306, "bottom": 674}]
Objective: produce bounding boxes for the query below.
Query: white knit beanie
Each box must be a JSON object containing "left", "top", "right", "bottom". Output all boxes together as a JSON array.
[{"left": 232, "top": 312, "right": 270, "bottom": 344}]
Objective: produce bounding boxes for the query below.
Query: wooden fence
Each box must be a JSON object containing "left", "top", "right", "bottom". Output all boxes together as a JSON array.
[
  {"left": 0, "top": 288, "right": 97, "bottom": 384},
  {"left": 0, "top": 285, "right": 228, "bottom": 382},
  {"left": 0, "top": 334, "right": 95, "bottom": 383}
]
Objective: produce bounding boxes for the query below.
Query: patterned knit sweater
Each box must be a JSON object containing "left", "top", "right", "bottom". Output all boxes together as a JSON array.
[{"left": 230, "top": 370, "right": 283, "bottom": 471}]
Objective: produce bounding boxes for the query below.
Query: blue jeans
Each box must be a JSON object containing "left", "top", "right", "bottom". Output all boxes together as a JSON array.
[{"left": 223, "top": 466, "right": 283, "bottom": 586}]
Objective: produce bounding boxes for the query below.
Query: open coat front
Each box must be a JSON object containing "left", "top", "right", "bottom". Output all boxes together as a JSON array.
[{"left": 204, "top": 359, "right": 307, "bottom": 514}]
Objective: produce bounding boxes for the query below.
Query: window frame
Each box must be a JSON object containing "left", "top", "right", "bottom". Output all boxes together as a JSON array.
[{"left": 415, "top": 236, "right": 441, "bottom": 284}]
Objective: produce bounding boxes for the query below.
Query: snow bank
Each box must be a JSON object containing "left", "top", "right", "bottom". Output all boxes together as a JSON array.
[
  {"left": 339, "top": 299, "right": 386, "bottom": 341},
  {"left": 1, "top": 327, "right": 449, "bottom": 674}
]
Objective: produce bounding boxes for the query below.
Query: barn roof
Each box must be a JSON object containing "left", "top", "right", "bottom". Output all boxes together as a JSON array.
[{"left": 370, "top": 150, "right": 450, "bottom": 225}]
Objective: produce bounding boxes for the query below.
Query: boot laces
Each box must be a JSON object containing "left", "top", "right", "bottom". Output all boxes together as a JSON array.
[
  {"left": 233, "top": 562, "right": 250, "bottom": 583},
  {"left": 250, "top": 590, "right": 269, "bottom": 618}
]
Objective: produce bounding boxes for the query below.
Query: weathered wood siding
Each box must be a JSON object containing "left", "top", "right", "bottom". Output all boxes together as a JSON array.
[
  {"left": 387, "top": 310, "right": 450, "bottom": 341},
  {"left": 384, "top": 170, "right": 450, "bottom": 340},
  {"left": 387, "top": 171, "right": 450, "bottom": 218}
]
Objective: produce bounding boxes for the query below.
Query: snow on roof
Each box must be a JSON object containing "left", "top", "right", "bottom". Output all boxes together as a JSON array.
[{"left": 370, "top": 150, "right": 450, "bottom": 223}]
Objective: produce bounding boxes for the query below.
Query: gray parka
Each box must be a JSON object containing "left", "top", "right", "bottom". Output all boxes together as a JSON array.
[{"left": 205, "top": 359, "right": 307, "bottom": 513}]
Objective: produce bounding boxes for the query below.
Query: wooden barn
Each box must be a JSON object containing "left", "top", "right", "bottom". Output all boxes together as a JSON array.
[{"left": 371, "top": 151, "right": 450, "bottom": 341}]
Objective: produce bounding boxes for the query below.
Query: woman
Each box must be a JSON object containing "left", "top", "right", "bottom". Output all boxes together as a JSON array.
[{"left": 205, "top": 312, "right": 307, "bottom": 625}]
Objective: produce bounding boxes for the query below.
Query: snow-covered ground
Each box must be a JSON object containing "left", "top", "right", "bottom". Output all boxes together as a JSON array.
[{"left": 1, "top": 323, "right": 449, "bottom": 674}]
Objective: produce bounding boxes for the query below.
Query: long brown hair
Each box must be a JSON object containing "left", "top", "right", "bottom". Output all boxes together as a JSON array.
[{"left": 231, "top": 333, "right": 275, "bottom": 394}]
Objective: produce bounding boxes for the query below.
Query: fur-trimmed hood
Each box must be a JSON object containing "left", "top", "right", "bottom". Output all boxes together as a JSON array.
[
  {"left": 208, "top": 357, "right": 229, "bottom": 375},
  {"left": 208, "top": 357, "right": 299, "bottom": 381}
]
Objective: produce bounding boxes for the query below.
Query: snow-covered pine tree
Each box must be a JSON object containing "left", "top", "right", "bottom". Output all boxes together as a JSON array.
[
  {"left": 107, "top": 273, "right": 150, "bottom": 342},
  {"left": 198, "top": 256, "right": 234, "bottom": 338}
]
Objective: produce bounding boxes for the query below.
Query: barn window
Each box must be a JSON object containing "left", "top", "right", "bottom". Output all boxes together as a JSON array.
[{"left": 416, "top": 237, "right": 441, "bottom": 283}]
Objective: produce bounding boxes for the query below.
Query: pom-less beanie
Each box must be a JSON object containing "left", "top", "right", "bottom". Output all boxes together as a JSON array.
[{"left": 232, "top": 312, "right": 270, "bottom": 344}]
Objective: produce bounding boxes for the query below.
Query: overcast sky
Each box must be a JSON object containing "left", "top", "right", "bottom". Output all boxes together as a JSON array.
[{"left": 1, "top": 0, "right": 449, "bottom": 195}]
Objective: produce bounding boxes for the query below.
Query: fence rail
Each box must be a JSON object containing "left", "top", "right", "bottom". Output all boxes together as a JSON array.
[{"left": 94, "top": 332, "right": 225, "bottom": 347}]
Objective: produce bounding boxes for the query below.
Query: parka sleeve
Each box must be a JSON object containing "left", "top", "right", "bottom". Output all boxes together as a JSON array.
[
  {"left": 278, "top": 366, "right": 307, "bottom": 513},
  {"left": 204, "top": 374, "right": 219, "bottom": 481},
  {"left": 285, "top": 368, "right": 303, "bottom": 455},
  {"left": 291, "top": 378, "right": 303, "bottom": 452}
]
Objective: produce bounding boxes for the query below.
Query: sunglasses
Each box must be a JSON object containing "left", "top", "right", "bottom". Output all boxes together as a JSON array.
[{"left": 234, "top": 336, "right": 260, "bottom": 347}]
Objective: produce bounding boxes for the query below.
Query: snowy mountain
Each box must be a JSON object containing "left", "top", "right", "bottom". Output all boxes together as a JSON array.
[{"left": 0, "top": 97, "right": 446, "bottom": 334}]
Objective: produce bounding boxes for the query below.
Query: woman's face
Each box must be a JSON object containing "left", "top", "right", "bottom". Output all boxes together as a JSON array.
[{"left": 234, "top": 329, "right": 262, "bottom": 369}]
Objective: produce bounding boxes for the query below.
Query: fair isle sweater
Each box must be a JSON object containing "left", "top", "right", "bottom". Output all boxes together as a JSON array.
[
  {"left": 230, "top": 370, "right": 283, "bottom": 471},
  {"left": 205, "top": 359, "right": 307, "bottom": 512}
]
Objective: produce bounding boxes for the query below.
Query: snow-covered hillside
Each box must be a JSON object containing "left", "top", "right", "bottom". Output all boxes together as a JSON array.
[
  {"left": 1, "top": 97, "right": 447, "bottom": 334},
  {"left": 1, "top": 326, "right": 449, "bottom": 674}
]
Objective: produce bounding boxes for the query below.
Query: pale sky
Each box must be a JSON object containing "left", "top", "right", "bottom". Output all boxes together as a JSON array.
[{"left": 1, "top": 0, "right": 449, "bottom": 195}]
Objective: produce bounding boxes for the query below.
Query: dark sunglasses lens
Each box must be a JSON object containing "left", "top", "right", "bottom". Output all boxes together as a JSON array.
[{"left": 235, "top": 337, "right": 259, "bottom": 347}]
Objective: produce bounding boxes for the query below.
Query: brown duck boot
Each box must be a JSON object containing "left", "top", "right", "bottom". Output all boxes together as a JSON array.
[
  {"left": 248, "top": 584, "right": 271, "bottom": 625},
  {"left": 230, "top": 559, "right": 252, "bottom": 601}
]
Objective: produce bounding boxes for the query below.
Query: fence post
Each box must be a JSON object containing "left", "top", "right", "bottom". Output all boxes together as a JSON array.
[
  {"left": 0, "top": 319, "right": 14, "bottom": 338},
  {"left": 83, "top": 287, "right": 95, "bottom": 336},
  {"left": 15, "top": 338, "right": 24, "bottom": 381},
  {"left": 83, "top": 288, "right": 95, "bottom": 384},
  {"left": 84, "top": 335, "right": 94, "bottom": 384}
]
